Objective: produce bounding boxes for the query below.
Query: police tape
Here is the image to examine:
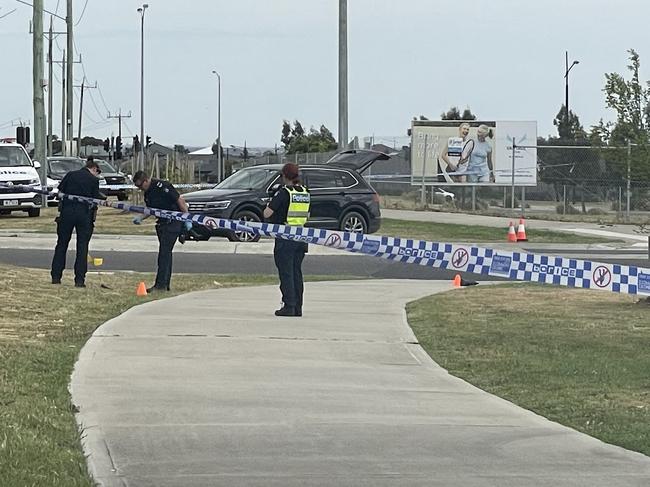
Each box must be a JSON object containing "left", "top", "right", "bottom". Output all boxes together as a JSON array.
[
  {"left": 4, "top": 184, "right": 650, "bottom": 297},
  {"left": 96, "top": 183, "right": 215, "bottom": 191}
]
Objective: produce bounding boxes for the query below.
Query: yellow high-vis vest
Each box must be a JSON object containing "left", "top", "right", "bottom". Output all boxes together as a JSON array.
[{"left": 286, "top": 186, "right": 310, "bottom": 226}]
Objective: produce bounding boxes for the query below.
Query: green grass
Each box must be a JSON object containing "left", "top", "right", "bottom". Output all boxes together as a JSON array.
[
  {"left": 0, "top": 206, "right": 153, "bottom": 235},
  {"left": 380, "top": 218, "right": 617, "bottom": 243},
  {"left": 1, "top": 208, "right": 618, "bottom": 244},
  {"left": 0, "top": 265, "right": 352, "bottom": 486},
  {"left": 406, "top": 284, "right": 650, "bottom": 456}
]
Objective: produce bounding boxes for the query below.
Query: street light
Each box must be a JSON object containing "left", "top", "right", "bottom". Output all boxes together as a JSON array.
[
  {"left": 137, "top": 3, "right": 149, "bottom": 169},
  {"left": 564, "top": 51, "right": 579, "bottom": 133},
  {"left": 212, "top": 70, "right": 222, "bottom": 182}
]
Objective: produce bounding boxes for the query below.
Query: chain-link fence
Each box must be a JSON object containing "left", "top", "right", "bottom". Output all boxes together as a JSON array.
[
  {"left": 113, "top": 138, "right": 650, "bottom": 224},
  {"left": 357, "top": 141, "right": 650, "bottom": 223}
]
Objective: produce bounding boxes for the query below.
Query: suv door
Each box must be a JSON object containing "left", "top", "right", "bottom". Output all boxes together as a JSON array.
[{"left": 303, "top": 167, "right": 359, "bottom": 229}]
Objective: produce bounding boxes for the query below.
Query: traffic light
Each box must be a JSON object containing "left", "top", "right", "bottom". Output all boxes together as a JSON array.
[
  {"left": 145, "top": 135, "right": 151, "bottom": 148},
  {"left": 16, "top": 126, "right": 30, "bottom": 146},
  {"left": 103, "top": 138, "right": 110, "bottom": 152},
  {"left": 133, "top": 135, "right": 140, "bottom": 152},
  {"left": 115, "top": 136, "right": 123, "bottom": 160}
]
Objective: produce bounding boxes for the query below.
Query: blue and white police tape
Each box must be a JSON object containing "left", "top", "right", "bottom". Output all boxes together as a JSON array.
[
  {"left": 97, "top": 182, "right": 215, "bottom": 191},
  {"left": 5, "top": 184, "right": 650, "bottom": 297}
]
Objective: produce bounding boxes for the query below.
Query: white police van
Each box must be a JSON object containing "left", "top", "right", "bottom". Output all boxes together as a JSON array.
[{"left": 0, "top": 142, "right": 43, "bottom": 217}]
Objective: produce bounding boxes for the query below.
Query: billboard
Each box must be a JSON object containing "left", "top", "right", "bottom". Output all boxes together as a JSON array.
[{"left": 410, "top": 120, "right": 537, "bottom": 186}]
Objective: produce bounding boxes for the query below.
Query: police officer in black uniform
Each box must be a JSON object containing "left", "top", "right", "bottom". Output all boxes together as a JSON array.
[
  {"left": 51, "top": 157, "right": 106, "bottom": 287},
  {"left": 132, "top": 170, "right": 190, "bottom": 293},
  {"left": 263, "top": 163, "right": 310, "bottom": 317}
]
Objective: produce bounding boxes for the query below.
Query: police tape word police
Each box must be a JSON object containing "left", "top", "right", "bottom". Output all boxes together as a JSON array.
[
  {"left": 398, "top": 248, "right": 439, "bottom": 258},
  {"left": 532, "top": 264, "right": 577, "bottom": 277}
]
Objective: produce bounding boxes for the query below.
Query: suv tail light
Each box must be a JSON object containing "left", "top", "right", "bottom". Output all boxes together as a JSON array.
[{"left": 372, "top": 192, "right": 380, "bottom": 203}]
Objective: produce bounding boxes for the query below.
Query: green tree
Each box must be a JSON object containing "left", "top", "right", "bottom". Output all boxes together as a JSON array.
[
  {"left": 553, "top": 105, "right": 587, "bottom": 140},
  {"left": 281, "top": 120, "right": 292, "bottom": 147},
  {"left": 281, "top": 120, "right": 338, "bottom": 154},
  {"left": 604, "top": 49, "right": 649, "bottom": 143},
  {"left": 602, "top": 49, "right": 650, "bottom": 184},
  {"left": 441, "top": 106, "right": 477, "bottom": 120}
]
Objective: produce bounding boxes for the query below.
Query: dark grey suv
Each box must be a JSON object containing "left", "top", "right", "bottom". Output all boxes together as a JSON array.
[{"left": 183, "top": 150, "right": 387, "bottom": 242}]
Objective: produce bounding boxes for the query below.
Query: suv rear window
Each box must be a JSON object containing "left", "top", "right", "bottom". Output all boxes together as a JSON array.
[{"left": 305, "top": 169, "right": 356, "bottom": 189}]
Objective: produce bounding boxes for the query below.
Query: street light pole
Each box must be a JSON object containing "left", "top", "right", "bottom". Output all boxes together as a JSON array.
[
  {"left": 212, "top": 70, "right": 222, "bottom": 182},
  {"left": 564, "top": 51, "right": 579, "bottom": 134},
  {"left": 137, "top": 4, "right": 149, "bottom": 170},
  {"left": 338, "top": 0, "right": 348, "bottom": 150}
]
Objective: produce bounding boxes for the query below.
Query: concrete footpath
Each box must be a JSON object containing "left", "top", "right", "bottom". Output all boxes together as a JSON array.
[
  {"left": 382, "top": 209, "right": 650, "bottom": 244},
  {"left": 70, "top": 280, "right": 650, "bottom": 487}
]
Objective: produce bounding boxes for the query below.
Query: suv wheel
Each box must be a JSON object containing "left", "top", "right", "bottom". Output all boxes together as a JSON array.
[
  {"left": 27, "top": 208, "right": 41, "bottom": 218},
  {"left": 117, "top": 193, "right": 128, "bottom": 201},
  {"left": 228, "top": 210, "right": 261, "bottom": 242},
  {"left": 340, "top": 211, "right": 367, "bottom": 234}
]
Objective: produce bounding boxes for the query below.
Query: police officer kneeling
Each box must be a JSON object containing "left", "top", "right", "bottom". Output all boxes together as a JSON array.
[
  {"left": 263, "top": 163, "right": 310, "bottom": 317},
  {"left": 50, "top": 157, "right": 106, "bottom": 287},
  {"left": 132, "top": 171, "right": 190, "bottom": 293}
]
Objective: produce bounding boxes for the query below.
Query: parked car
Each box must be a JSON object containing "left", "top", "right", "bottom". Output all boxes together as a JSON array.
[
  {"left": 46, "top": 157, "right": 109, "bottom": 205},
  {"left": 183, "top": 149, "right": 388, "bottom": 242},
  {"left": 94, "top": 159, "right": 130, "bottom": 201},
  {"left": 46, "top": 157, "right": 85, "bottom": 206},
  {"left": 434, "top": 187, "right": 455, "bottom": 202},
  {"left": 0, "top": 142, "right": 43, "bottom": 217}
]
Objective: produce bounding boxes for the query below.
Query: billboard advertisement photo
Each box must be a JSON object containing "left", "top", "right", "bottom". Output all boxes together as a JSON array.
[{"left": 410, "top": 120, "right": 537, "bottom": 186}]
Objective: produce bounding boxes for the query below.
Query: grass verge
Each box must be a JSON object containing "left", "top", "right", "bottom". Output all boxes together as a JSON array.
[
  {"left": 1, "top": 208, "right": 617, "bottom": 244},
  {"left": 380, "top": 218, "right": 617, "bottom": 244},
  {"left": 406, "top": 284, "right": 650, "bottom": 456},
  {"left": 0, "top": 264, "right": 350, "bottom": 486}
]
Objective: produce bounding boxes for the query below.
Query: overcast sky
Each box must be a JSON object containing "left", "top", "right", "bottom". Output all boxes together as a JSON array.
[{"left": 2, "top": 0, "right": 650, "bottom": 148}]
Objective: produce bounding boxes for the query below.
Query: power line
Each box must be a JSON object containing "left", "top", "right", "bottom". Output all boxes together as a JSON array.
[
  {"left": 96, "top": 84, "right": 111, "bottom": 113},
  {"left": 87, "top": 87, "right": 107, "bottom": 121},
  {"left": 74, "top": 0, "right": 89, "bottom": 26}
]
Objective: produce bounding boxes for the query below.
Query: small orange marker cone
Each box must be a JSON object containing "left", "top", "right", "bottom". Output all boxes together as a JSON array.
[
  {"left": 453, "top": 274, "right": 462, "bottom": 288},
  {"left": 507, "top": 221, "right": 518, "bottom": 243},
  {"left": 516, "top": 218, "right": 528, "bottom": 242},
  {"left": 136, "top": 282, "right": 148, "bottom": 297}
]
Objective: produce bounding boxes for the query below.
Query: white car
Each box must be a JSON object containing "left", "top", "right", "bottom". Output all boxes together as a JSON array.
[
  {"left": 0, "top": 142, "right": 43, "bottom": 217},
  {"left": 434, "top": 188, "right": 455, "bottom": 200}
]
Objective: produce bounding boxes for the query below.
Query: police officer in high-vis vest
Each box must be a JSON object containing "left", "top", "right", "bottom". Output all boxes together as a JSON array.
[{"left": 264, "top": 163, "right": 310, "bottom": 317}]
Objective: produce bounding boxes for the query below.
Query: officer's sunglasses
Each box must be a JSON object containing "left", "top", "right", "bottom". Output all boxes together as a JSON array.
[{"left": 134, "top": 179, "right": 145, "bottom": 189}]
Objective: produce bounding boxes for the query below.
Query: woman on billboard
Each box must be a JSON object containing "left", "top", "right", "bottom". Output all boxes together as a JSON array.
[
  {"left": 439, "top": 122, "right": 471, "bottom": 183},
  {"left": 466, "top": 124, "right": 495, "bottom": 183}
]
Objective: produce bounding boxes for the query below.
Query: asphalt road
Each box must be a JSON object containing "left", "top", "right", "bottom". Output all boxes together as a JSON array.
[{"left": 0, "top": 248, "right": 501, "bottom": 281}]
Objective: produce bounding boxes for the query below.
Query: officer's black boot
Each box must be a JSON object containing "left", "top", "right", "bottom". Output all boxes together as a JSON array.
[{"left": 275, "top": 305, "right": 297, "bottom": 317}]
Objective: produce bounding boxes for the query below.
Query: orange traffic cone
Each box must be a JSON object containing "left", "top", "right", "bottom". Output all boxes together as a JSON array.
[
  {"left": 516, "top": 218, "right": 528, "bottom": 242},
  {"left": 136, "top": 282, "right": 148, "bottom": 297},
  {"left": 507, "top": 221, "right": 518, "bottom": 243},
  {"left": 453, "top": 274, "right": 462, "bottom": 288}
]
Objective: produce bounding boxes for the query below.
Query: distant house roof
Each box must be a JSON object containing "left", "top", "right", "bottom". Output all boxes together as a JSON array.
[
  {"left": 148, "top": 142, "right": 174, "bottom": 156},
  {"left": 189, "top": 146, "right": 215, "bottom": 156}
]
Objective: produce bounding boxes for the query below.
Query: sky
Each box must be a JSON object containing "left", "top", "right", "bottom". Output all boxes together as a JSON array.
[{"left": 1, "top": 0, "right": 650, "bottom": 149}]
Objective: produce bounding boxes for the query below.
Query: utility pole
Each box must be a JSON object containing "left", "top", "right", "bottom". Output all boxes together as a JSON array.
[
  {"left": 45, "top": 18, "right": 66, "bottom": 157},
  {"left": 137, "top": 4, "right": 149, "bottom": 170},
  {"left": 338, "top": 0, "right": 348, "bottom": 150},
  {"left": 75, "top": 78, "right": 97, "bottom": 157},
  {"left": 108, "top": 109, "right": 132, "bottom": 159},
  {"left": 66, "top": 0, "right": 73, "bottom": 156},
  {"left": 47, "top": 17, "right": 53, "bottom": 157},
  {"left": 33, "top": 0, "right": 47, "bottom": 193},
  {"left": 60, "top": 50, "right": 65, "bottom": 150}
]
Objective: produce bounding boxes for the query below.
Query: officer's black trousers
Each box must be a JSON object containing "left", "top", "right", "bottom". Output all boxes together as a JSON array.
[
  {"left": 273, "top": 239, "right": 306, "bottom": 309},
  {"left": 154, "top": 221, "right": 180, "bottom": 290},
  {"left": 51, "top": 208, "right": 94, "bottom": 284}
]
